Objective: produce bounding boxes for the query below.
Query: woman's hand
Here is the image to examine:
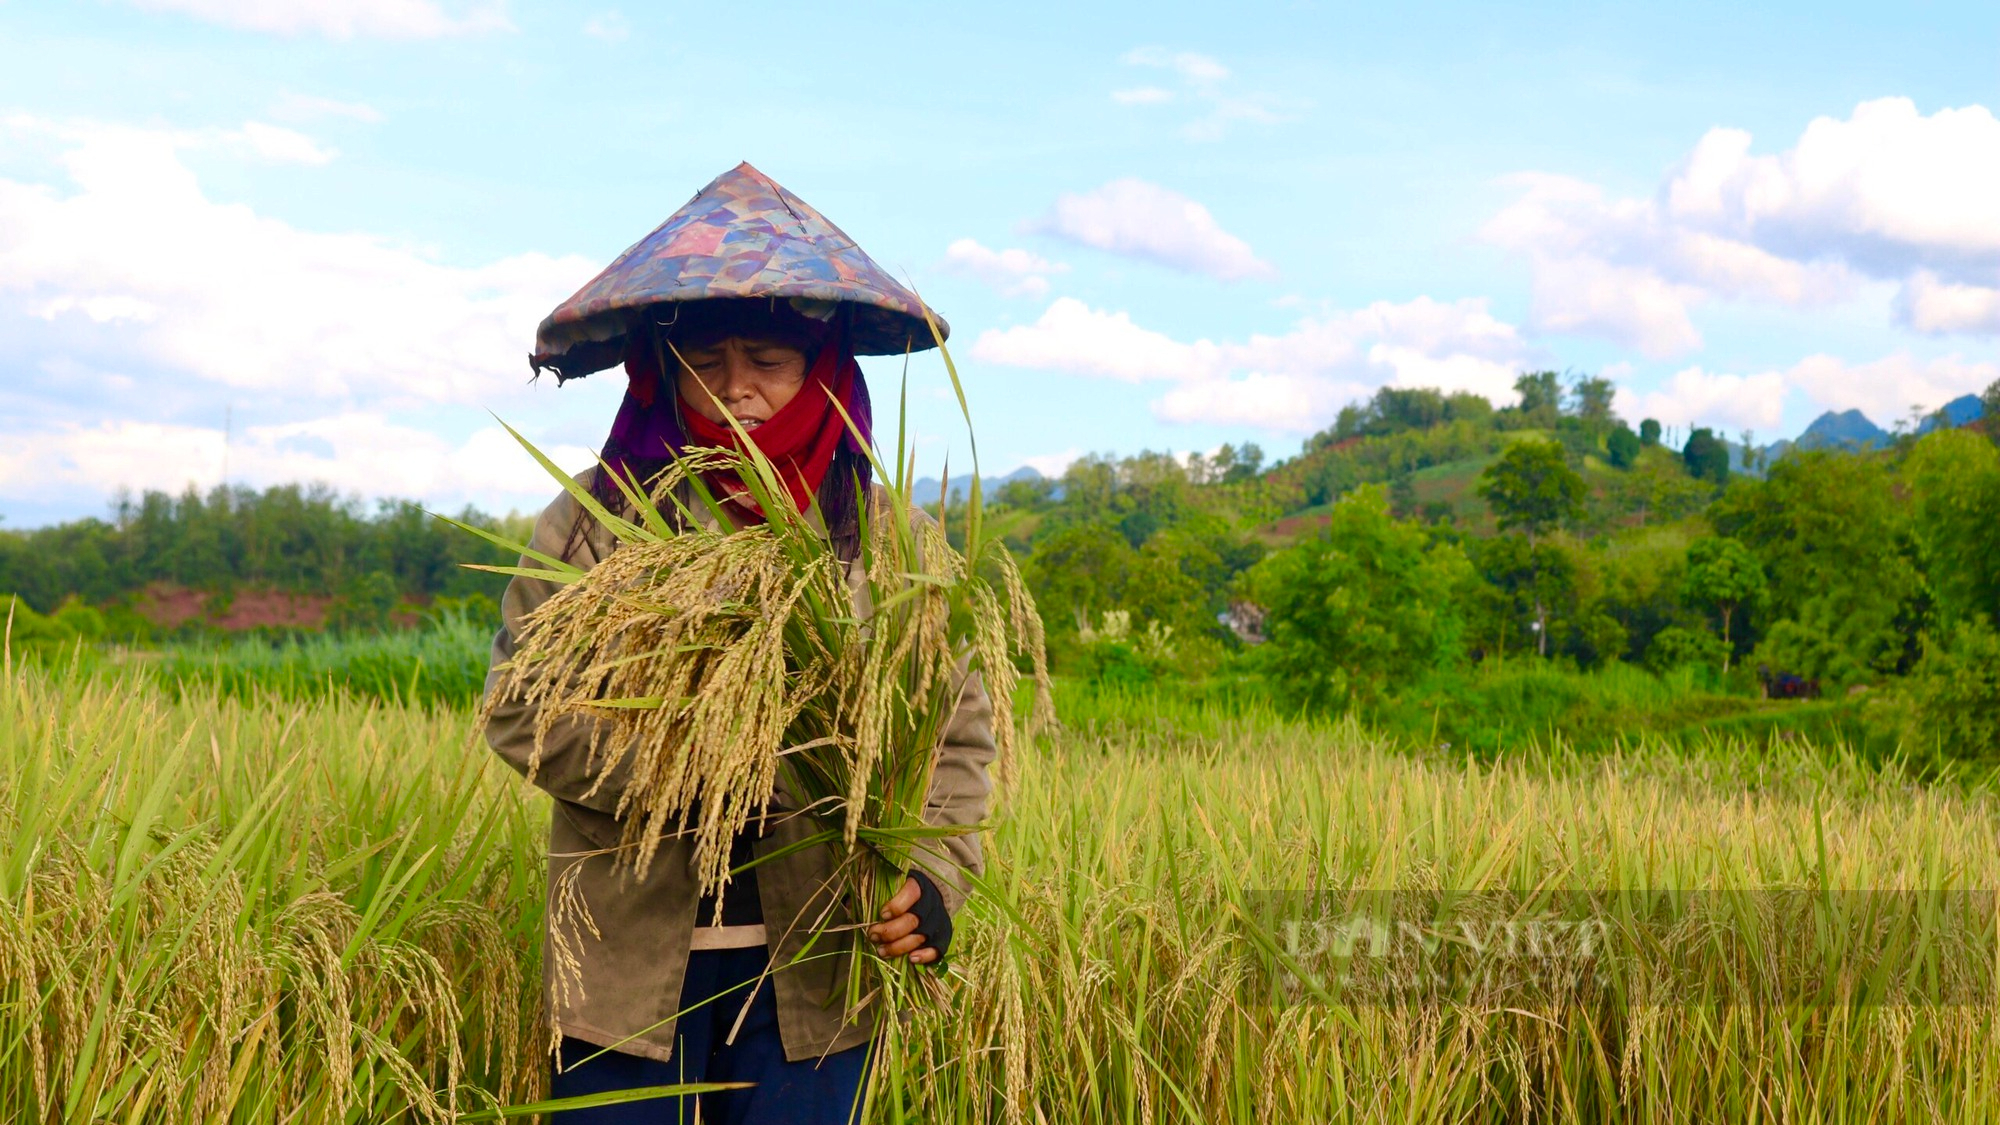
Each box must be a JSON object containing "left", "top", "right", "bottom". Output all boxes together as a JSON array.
[{"left": 867, "top": 877, "right": 943, "bottom": 965}]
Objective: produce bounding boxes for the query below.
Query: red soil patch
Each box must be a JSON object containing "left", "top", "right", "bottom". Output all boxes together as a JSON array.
[
  {"left": 1260, "top": 512, "right": 1332, "bottom": 542},
  {"left": 135, "top": 583, "right": 333, "bottom": 631}
]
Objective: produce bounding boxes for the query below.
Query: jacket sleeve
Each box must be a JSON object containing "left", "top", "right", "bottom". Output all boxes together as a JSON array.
[
  {"left": 907, "top": 662, "right": 999, "bottom": 917},
  {"left": 482, "top": 479, "right": 639, "bottom": 818}
]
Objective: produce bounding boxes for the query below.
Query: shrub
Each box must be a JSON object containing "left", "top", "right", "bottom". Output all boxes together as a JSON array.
[
  {"left": 1754, "top": 618, "right": 1865, "bottom": 686},
  {"left": 1907, "top": 620, "right": 2000, "bottom": 762},
  {"left": 1646, "top": 625, "right": 1728, "bottom": 674},
  {"left": 1072, "top": 609, "right": 1180, "bottom": 689}
]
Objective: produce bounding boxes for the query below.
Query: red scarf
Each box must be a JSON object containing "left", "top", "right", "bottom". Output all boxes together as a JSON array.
[{"left": 677, "top": 328, "right": 860, "bottom": 521}]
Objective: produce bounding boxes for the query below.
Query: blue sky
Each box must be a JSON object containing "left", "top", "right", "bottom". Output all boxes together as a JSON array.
[{"left": 2, "top": 0, "right": 1997, "bottom": 526}]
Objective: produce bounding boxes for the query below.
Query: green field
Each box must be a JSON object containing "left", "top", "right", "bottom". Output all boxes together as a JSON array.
[{"left": 6, "top": 657, "right": 2000, "bottom": 1122}]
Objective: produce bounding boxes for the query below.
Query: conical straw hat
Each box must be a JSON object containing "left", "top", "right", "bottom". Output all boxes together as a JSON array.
[{"left": 531, "top": 162, "right": 947, "bottom": 380}]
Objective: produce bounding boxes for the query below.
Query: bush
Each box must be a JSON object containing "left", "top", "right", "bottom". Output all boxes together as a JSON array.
[
  {"left": 1753, "top": 619, "right": 1865, "bottom": 686},
  {"left": 1646, "top": 625, "right": 1728, "bottom": 674},
  {"left": 3, "top": 594, "right": 104, "bottom": 658},
  {"left": 1070, "top": 609, "right": 1182, "bottom": 689},
  {"left": 1907, "top": 620, "right": 2000, "bottom": 763}
]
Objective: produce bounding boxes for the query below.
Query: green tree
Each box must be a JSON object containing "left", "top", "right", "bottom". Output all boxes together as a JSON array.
[
  {"left": 1389, "top": 472, "right": 1417, "bottom": 517},
  {"left": 1981, "top": 379, "right": 2000, "bottom": 423},
  {"left": 1023, "top": 523, "right": 1137, "bottom": 636},
  {"left": 1478, "top": 440, "right": 1587, "bottom": 656},
  {"left": 1711, "top": 451, "right": 1921, "bottom": 682},
  {"left": 1606, "top": 423, "right": 1642, "bottom": 469},
  {"left": 1639, "top": 418, "right": 1662, "bottom": 447},
  {"left": 996, "top": 476, "right": 1055, "bottom": 510},
  {"left": 1225, "top": 443, "right": 1265, "bottom": 483},
  {"left": 1514, "top": 371, "right": 1562, "bottom": 425},
  {"left": 327, "top": 569, "right": 399, "bottom": 633},
  {"left": 1681, "top": 537, "right": 1766, "bottom": 672},
  {"left": 1615, "top": 447, "right": 1710, "bottom": 526},
  {"left": 1904, "top": 429, "right": 2000, "bottom": 630},
  {"left": 1907, "top": 620, "right": 2000, "bottom": 762},
  {"left": 1478, "top": 440, "right": 1585, "bottom": 542},
  {"left": 1683, "top": 427, "right": 1730, "bottom": 484},
  {"left": 1569, "top": 375, "right": 1616, "bottom": 432},
  {"left": 1244, "top": 486, "right": 1472, "bottom": 711}
]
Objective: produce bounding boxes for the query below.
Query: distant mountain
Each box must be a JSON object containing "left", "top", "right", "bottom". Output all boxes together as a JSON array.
[
  {"left": 1794, "top": 409, "right": 1889, "bottom": 452},
  {"left": 909, "top": 465, "right": 1048, "bottom": 504},
  {"left": 1917, "top": 394, "right": 1986, "bottom": 435}
]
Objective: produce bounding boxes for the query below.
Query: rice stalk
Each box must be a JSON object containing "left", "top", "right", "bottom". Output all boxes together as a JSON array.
[{"left": 476, "top": 328, "right": 1054, "bottom": 927}]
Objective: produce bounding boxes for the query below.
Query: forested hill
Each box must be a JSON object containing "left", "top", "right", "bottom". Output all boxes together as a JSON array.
[
  {"left": 0, "top": 485, "right": 523, "bottom": 637},
  {"left": 960, "top": 373, "right": 1999, "bottom": 733},
  {"left": 4, "top": 371, "right": 1998, "bottom": 711}
]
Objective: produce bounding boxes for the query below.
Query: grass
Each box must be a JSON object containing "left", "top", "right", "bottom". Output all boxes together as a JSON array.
[
  {"left": 136, "top": 611, "right": 495, "bottom": 711},
  {"left": 0, "top": 657, "right": 543, "bottom": 1122},
  {"left": 6, "top": 658, "right": 2000, "bottom": 1121}
]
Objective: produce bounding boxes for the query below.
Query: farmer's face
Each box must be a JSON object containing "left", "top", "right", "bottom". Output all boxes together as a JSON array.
[{"left": 675, "top": 336, "right": 809, "bottom": 432}]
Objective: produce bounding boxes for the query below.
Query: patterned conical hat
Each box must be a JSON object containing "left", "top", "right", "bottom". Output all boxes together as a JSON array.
[{"left": 531, "top": 162, "right": 946, "bottom": 380}]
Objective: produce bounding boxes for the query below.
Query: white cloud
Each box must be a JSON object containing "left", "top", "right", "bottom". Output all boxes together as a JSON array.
[
  {"left": 1486, "top": 98, "right": 2000, "bottom": 348},
  {"left": 972, "top": 295, "right": 1534, "bottom": 433},
  {"left": 1122, "top": 47, "right": 1230, "bottom": 85},
  {"left": 230, "top": 121, "right": 337, "bottom": 165},
  {"left": 269, "top": 93, "right": 384, "bottom": 124},
  {"left": 1604, "top": 351, "right": 1999, "bottom": 439},
  {"left": 1785, "top": 352, "right": 2000, "bottom": 424},
  {"left": 1027, "top": 179, "right": 1272, "bottom": 281},
  {"left": 1154, "top": 373, "right": 1335, "bottom": 429},
  {"left": 1897, "top": 271, "right": 2000, "bottom": 334},
  {"left": 581, "top": 10, "right": 629, "bottom": 42},
  {"left": 125, "top": 0, "right": 511, "bottom": 37},
  {"left": 1611, "top": 367, "right": 1789, "bottom": 432},
  {"left": 972, "top": 297, "right": 1220, "bottom": 382},
  {"left": 1115, "top": 46, "right": 1291, "bottom": 141},
  {"left": 938, "top": 238, "right": 1067, "bottom": 298},
  {"left": 0, "top": 415, "right": 596, "bottom": 511},
  {"left": 0, "top": 116, "right": 596, "bottom": 407},
  {"left": 1019, "top": 448, "right": 1081, "bottom": 478}
]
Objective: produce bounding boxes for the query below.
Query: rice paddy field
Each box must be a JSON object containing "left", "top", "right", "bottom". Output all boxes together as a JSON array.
[{"left": 6, "top": 648, "right": 2000, "bottom": 1122}]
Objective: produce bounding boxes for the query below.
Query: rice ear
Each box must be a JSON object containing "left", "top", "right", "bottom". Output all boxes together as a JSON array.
[{"left": 480, "top": 385, "right": 1051, "bottom": 944}]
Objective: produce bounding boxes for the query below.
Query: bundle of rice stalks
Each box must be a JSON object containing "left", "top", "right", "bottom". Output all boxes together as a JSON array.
[{"left": 467, "top": 334, "right": 1052, "bottom": 938}]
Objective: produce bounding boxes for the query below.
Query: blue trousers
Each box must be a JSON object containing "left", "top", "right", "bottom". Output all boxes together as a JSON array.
[{"left": 549, "top": 945, "right": 875, "bottom": 1124}]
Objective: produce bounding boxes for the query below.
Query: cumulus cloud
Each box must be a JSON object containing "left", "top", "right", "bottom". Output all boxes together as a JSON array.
[
  {"left": 124, "top": 0, "right": 510, "bottom": 38},
  {"left": 938, "top": 238, "right": 1068, "bottom": 298},
  {"left": 0, "top": 116, "right": 595, "bottom": 406},
  {"left": 1019, "top": 448, "right": 1082, "bottom": 478},
  {"left": 1603, "top": 351, "right": 1998, "bottom": 439},
  {"left": 0, "top": 415, "right": 596, "bottom": 511},
  {"left": 1485, "top": 97, "right": 2000, "bottom": 349},
  {"left": 1611, "top": 367, "right": 1789, "bottom": 432},
  {"left": 1027, "top": 179, "right": 1273, "bottom": 281},
  {"left": 230, "top": 121, "right": 338, "bottom": 165},
  {"left": 0, "top": 114, "right": 613, "bottom": 519},
  {"left": 1785, "top": 352, "right": 2000, "bottom": 423},
  {"left": 1115, "top": 46, "right": 1291, "bottom": 141},
  {"left": 971, "top": 295, "right": 1534, "bottom": 433},
  {"left": 1897, "top": 271, "right": 2000, "bottom": 334}
]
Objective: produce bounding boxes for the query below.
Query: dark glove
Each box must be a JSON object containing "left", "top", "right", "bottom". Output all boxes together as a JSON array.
[{"left": 906, "top": 867, "right": 954, "bottom": 960}]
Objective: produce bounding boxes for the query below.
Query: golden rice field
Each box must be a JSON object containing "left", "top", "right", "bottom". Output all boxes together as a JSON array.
[{"left": 5, "top": 659, "right": 2000, "bottom": 1123}]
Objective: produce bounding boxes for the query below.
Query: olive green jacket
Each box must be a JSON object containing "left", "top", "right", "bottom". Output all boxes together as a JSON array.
[{"left": 482, "top": 471, "right": 996, "bottom": 1064}]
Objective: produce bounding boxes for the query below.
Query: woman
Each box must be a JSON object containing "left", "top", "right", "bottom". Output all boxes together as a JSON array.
[{"left": 485, "top": 163, "right": 995, "bottom": 1124}]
